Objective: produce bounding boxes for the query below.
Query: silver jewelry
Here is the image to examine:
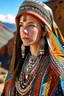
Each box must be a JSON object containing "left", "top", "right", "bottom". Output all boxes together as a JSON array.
[
  {"left": 15, "top": 52, "right": 43, "bottom": 95},
  {"left": 21, "top": 44, "right": 25, "bottom": 58},
  {"left": 39, "top": 38, "right": 45, "bottom": 55}
]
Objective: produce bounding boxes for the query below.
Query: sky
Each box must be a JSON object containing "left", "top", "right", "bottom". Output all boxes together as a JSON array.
[
  {"left": 0, "top": 0, "right": 48, "bottom": 23},
  {"left": 0, "top": 0, "right": 48, "bottom": 16}
]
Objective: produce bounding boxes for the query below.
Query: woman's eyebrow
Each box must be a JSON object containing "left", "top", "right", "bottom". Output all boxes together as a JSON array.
[{"left": 28, "top": 22, "right": 35, "bottom": 24}]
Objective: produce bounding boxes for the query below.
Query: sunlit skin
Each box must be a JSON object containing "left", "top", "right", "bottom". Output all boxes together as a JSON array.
[{"left": 19, "top": 14, "right": 46, "bottom": 56}]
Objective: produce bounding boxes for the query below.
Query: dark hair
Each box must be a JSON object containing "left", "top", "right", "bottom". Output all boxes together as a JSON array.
[{"left": 10, "top": 21, "right": 30, "bottom": 83}]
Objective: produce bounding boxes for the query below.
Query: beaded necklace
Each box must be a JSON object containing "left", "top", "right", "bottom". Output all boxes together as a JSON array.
[{"left": 15, "top": 52, "right": 43, "bottom": 95}]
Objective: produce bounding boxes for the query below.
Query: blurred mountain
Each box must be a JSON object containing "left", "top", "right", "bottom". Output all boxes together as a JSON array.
[
  {"left": 0, "top": 14, "right": 16, "bottom": 32},
  {"left": 0, "top": 21, "right": 14, "bottom": 48},
  {"left": 2, "top": 22, "right": 16, "bottom": 33},
  {"left": 0, "top": 21, "right": 15, "bottom": 70}
]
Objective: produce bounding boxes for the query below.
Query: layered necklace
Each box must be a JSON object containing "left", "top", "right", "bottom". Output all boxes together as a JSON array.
[{"left": 15, "top": 52, "right": 43, "bottom": 95}]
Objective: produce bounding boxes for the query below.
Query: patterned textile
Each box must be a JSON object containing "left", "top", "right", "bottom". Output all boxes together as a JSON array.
[
  {"left": 1, "top": 55, "right": 64, "bottom": 96},
  {"left": 53, "top": 21, "right": 64, "bottom": 46},
  {"left": 47, "top": 28, "right": 64, "bottom": 76}
]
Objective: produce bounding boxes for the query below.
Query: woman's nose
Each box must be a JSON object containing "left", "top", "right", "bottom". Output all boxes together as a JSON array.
[{"left": 23, "top": 29, "right": 28, "bottom": 34}]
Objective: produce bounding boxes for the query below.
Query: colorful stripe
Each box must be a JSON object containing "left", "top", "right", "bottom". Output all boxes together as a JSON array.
[
  {"left": 47, "top": 31, "right": 64, "bottom": 76},
  {"left": 40, "top": 64, "right": 59, "bottom": 96}
]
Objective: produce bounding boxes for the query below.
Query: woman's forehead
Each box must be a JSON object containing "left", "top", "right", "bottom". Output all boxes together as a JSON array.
[
  {"left": 19, "top": 14, "right": 38, "bottom": 22},
  {"left": 21, "top": 14, "right": 27, "bottom": 21}
]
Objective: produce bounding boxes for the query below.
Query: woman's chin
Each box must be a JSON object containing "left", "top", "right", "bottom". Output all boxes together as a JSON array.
[
  {"left": 23, "top": 41, "right": 33, "bottom": 46},
  {"left": 23, "top": 43, "right": 30, "bottom": 46}
]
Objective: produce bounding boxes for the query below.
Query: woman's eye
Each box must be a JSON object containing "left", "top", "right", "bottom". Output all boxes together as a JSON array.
[
  {"left": 19, "top": 24, "right": 23, "bottom": 27},
  {"left": 19, "top": 23, "right": 23, "bottom": 27},
  {"left": 29, "top": 24, "right": 36, "bottom": 27}
]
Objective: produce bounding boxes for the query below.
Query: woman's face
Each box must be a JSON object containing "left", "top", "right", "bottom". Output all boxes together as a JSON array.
[{"left": 19, "top": 14, "right": 43, "bottom": 46}]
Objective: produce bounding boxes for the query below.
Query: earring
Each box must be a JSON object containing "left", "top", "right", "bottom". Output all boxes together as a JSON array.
[
  {"left": 39, "top": 38, "right": 45, "bottom": 55},
  {"left": 21, "top": 44, "right": 25, "bottom": 58}
]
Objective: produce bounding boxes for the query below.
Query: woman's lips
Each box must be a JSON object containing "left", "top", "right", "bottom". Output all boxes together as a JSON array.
[{"left": 22, "top": 37, "right": 30, "bottom": 40}]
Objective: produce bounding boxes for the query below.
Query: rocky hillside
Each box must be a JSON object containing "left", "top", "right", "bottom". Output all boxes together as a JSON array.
[
  {"left": 3, "top": 22, "right": 16, "bottom": 32},
  {"left": 46, "top": 0, "right": 64, "bottom": 37},
  {"left": 0, "top": 21, "right": 14, "bottom": 70}
]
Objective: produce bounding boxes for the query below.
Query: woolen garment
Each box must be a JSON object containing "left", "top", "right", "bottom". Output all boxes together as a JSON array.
[{"left": 1, "top": 52, "right": 64, "bottom": 96}]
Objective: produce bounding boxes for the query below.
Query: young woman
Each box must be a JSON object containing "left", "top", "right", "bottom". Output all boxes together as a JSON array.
[{"left": 1, "top": 0, "right": 64, "bottom": 96}]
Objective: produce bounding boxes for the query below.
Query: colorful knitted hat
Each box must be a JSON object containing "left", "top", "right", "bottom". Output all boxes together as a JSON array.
[{"left": 15, "top": 0, "right": 54, "bottom": 31}]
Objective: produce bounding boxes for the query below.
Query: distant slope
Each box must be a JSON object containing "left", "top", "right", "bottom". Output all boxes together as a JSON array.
[
  {"left": 2, "top": 22, "right": 16, "bottom": 33},
  {"left": 0, "top": 21, "right": 13, "bottom": 48}
]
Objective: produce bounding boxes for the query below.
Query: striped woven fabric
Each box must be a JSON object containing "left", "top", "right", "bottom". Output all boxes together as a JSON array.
[{"left": 47, "top": 21, "right": 64, "bottom": 76}]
